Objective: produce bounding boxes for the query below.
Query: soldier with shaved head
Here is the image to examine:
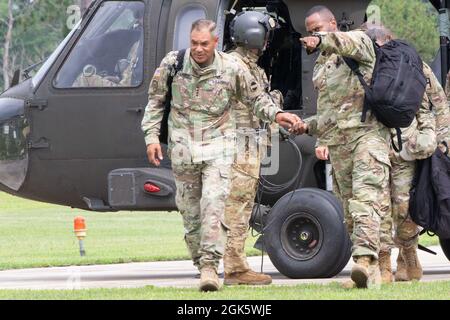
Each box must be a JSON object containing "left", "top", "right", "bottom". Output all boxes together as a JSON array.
[{"left": 296, "top": 5, "right": 392, "bottom": 289}]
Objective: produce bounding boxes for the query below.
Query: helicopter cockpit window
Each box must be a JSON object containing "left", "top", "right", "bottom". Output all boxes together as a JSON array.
[
  {"left": 53, "top": 1, "right": 145, "bottom": 89},
  {"left": 173, "top": 5, "right": 207, "bottom": 50}
]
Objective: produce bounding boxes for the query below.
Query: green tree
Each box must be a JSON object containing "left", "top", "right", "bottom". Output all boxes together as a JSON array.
[
  {"left": 0, "top": 0, "right": 76, "bottom": 92},
  {"left": 369, "top": 0, "right": 440, "bottom": 63}
]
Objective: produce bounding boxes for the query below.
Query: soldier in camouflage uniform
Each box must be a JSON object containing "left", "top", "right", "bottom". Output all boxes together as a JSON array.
[
  {"left": 441, "top": 72, "right": 450, "bottom": 149},
  {"left": 381, "top": 62, "right": 439, "bottom": 284},
  {"left": 223, "top": 11, "right": 282, "bottom": 286},
  {"left": 364, "top": 25, "right": 449, "bottom": 283},
  {"left": 141, "top": 19, "right": 300, "bottom": 292},
  {"left": 298, "top": 6, "right": 392, "bottom": 289}
]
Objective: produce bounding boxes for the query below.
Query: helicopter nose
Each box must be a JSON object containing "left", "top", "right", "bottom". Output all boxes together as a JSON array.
[{"left": 0, "top": 97, "right": 29, "bottom": 191}]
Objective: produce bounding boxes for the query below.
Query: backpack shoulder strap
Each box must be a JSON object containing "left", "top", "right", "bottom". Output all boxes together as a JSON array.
[
  {"left": 174, "top": 49, "right": 186, "bottom": 74},
  {"left": 166, "top": 49, "right": 186, "bottom": 87},
  {"left": 160, "top": 49, "right": 187, "bottom": 144},
  {"left": 343, "top": 57, "right": 371, "bottom": 123},
  {"left": 391, "top": 127, "right": 403, "bottom": 153}
]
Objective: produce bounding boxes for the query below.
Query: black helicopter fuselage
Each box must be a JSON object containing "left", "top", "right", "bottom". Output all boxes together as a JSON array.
[{"left": 0, "top": 0, "right": 447, "bottom": 212}]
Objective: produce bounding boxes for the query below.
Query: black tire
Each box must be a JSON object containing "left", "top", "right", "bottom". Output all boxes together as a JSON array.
[
  {"left": 264, "top": 188, "right": 348, "bottom": 278},
  {"left": 307, "top": 189, "right": 352, "bottom": 277},
  {"left": 439, "top": 237, "right": 450, "bottom": 261}
]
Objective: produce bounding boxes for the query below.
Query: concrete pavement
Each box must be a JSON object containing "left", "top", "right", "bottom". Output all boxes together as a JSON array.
[{"left": 0, "top": 246, "right": 448, "bottom": 290}]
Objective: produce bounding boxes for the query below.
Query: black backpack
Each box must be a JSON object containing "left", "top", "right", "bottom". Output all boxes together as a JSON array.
[
  {"left": 344, "top": 40, "right": 427, "bottom": 152},
  {"left": 409, "top": 147, "right": 450, "bottom": 239},
  {"left": 159, "top": 49, "right": 186, "bottom": 144}
]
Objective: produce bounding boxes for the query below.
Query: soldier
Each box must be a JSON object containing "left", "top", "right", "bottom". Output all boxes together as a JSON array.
[
  {"left": 223, "top": 11, "right": 282, "bottom": 286},
  {"left": 354, "top": 25, "right": 437, "bottom": 284},
  {"left": 297, "top": 6, "right": 392, "bottom": 289},
  {"left": 141, "top": 19, "right": 301, "bottom": 292}
]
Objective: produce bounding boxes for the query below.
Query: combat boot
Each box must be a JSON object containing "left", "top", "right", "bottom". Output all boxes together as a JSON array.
[
  {"left": 351, "top": 256, "right": 381, "bottom": 289},
  {"left": 367, "top": 258, "right": 382, "bottom": 289},
  {"left": 224, "top": 270, "right": 272, "bottom": 286},
  {"left": 199, "top": 266, "right": 220, "bottom": 292},
  {"left": 401, "top": 245, "right": 423, "bottom": 281},
  {"left": 379, "top": 250, "right": 393, "bottom": 284},
  {"left": 394, "top": 249, "right": 409, "bottom": 282},
  {"left": 351, "top": 256, "right": 371, "bottom": 288},
  {"left": 341, "top": 280, "right": 356, "bottom": 289}
]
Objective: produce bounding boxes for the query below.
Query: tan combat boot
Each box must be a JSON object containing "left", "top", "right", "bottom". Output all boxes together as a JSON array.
[
  {"left": 199, "top": 266, "right": 220, "bottom": 292},
  {"left": 379, "top": 250, "right": 393, "bottom": 284},
  {"left": 394, "top": 249, "right": 409, "bottom": 281},
  {"left": 367, "top": 258, "right": 382, "bottom": 289},
  {"left": 341, "top": 280, "right": 356, "bottom": 289},
  {"left": 401, "top": 245, "right": 423, "bottom": 281},
  {"left": 224, "top": 270, "right": 272, "bottom": 286},
  {"left": 351, "top": 256, "right": 371, "bottom": 288},
  {"left": 351, "top": 256, "right": 381, "bottom": 289}
]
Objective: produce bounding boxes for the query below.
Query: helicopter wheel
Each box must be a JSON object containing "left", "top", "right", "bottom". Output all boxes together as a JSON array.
[{"left": 264, "top": 188, "right": 349, "bottom": 278}]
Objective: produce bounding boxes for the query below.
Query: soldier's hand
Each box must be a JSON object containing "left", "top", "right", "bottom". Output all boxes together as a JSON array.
[
  {"left": 147, "top": 143, "right": 163, "bottom": 166},
  {"left": 300, "top": 36, "right": 321, "bottom": 51},
  {"left": 438, "top": 141, "right": 449, "bottom": 155},
  {"left": 275, "top": 112, "right": 301, "bottom": 131},
  {"left": 290, "top": 121, "right": 308, "bottom": 135},
  {"left": 315, "top": 146, "right": 329, "bottom": 161}
]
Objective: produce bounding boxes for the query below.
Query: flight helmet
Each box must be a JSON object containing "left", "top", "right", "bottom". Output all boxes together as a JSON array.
[{"left": 230, "top": 10, "right": 277, "bottom": 51}]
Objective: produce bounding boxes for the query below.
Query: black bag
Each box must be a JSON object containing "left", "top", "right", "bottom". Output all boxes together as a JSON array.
[
  {"left": 409, "top": 148, "right": 450, "bottom": 239},
  {"left": 344, "top": 40, "right": 427, "bottom": 152},
  {"left": 159, "top": 49, "right": 186, "bottom": 144}
]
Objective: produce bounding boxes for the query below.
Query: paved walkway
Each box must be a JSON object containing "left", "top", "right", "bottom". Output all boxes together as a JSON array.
[{"left": 0, "top": 247, "right": 448, "bottom": 290}]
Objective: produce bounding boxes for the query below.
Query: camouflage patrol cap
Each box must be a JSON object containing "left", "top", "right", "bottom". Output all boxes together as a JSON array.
[{"left": 230, "top": 10, "right": 277, "bottom": 51}]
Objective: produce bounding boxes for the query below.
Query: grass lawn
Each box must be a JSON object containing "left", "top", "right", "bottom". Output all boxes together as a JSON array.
[
  {"left": 0, "top": 192, "right": 260, "bottom": 270},
  {"left": 0, "top": 281, "right": 449, "bottom": 300},
  {"left": 0, "top": 191, "right": 440, "bottom": 270}
]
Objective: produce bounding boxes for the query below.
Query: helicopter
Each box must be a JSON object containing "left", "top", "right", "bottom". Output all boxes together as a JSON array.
[{"left": 0, "top": 0, "right": 449, "bottom": 279}]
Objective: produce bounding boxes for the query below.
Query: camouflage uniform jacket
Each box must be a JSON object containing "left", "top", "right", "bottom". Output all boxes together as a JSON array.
[
  {"left": 228, "top": 47, "right": 283, "bottom": 129},
  {"left": 393, "top": 63, "right": 439, "bottom": 161},
  {"left": 306, "top": 31, "right": 388, "bottom": 147},
  {"left": 141, "top": 49, "right": 283, "bottom": 163},
  {"left": 435, "top": 68, "right": 450, "bottom": 146}
]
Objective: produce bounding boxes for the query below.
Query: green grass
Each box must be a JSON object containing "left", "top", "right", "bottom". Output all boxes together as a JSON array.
[
  {"left": 0, "top": 281, "right": 449, "bottom": 300},
  {"left": 0, "top": 192, "right": 260, "bottom": 270},
  {"left": 0, "top": 191, "right": 440, "bottom": 270}
]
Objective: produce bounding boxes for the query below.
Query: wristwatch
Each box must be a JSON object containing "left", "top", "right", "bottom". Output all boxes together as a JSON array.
[{"left": 312, "top": 33, "right": 323, "bottom": 48}]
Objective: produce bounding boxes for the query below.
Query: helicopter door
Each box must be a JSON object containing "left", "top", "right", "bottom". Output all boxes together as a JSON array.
[
  {"left": 30, "top": 1, "right": 156, "bottom": 162},
  {"left": 155, "top": 0, "right": 223, "bottom": 62}
]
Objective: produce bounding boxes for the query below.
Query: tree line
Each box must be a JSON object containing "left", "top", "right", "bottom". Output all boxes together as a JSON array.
[{"left": 0, "top": 0, "right": 92, "bottom": 92}]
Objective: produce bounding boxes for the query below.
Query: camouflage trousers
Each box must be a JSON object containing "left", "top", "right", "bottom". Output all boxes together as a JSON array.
[
  {"left": 329, "top": 131, "right": 391, "bottom": 260},
  {"left": 172, "top": 159, "right": 232, "bottom": 271},
  {"left": 223, "top": 150, "right": 261, "bottom": 274},
  {"left": 379, "top": 153, "right": 419, "bottom": 251}
]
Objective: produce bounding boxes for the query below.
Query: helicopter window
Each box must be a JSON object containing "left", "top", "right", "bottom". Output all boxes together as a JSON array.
[
  {"left": 32, "top": 21, "right": 81, "bottom": 89},
  {"left": 53, "top": 1, "right": 145, "bottom": 89},
  {"left": 0, "top": 116, "right": 29, "bottom": 191},
  {"left": 173, "top": 5, "right": 207, "bottom": 51}
]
